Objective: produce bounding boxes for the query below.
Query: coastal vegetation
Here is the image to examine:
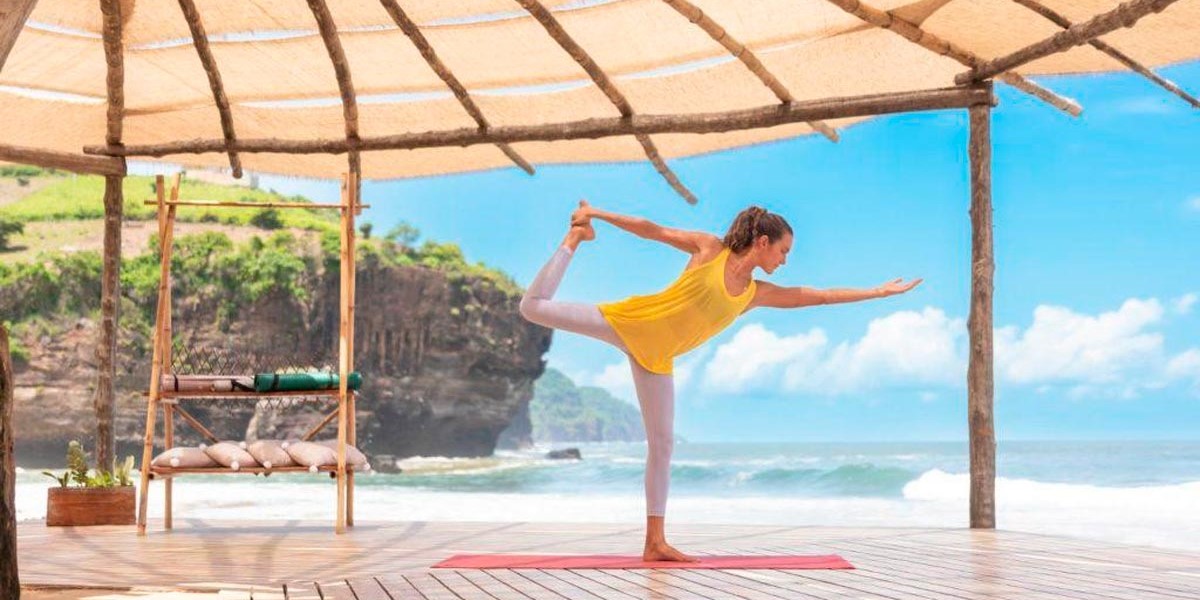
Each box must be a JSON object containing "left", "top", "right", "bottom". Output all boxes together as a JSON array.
[{"left": 530, "top": 368, "right": 645, "bottom": 443}]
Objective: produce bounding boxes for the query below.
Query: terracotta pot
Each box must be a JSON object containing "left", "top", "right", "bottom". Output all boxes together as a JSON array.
[{"left": 46, "top": 486, "right": 135, "bottom": 526}]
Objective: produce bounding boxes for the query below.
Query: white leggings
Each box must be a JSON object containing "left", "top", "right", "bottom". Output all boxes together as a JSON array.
[{"left": 519, "top": 246, "right": 675, "bottom": 517}]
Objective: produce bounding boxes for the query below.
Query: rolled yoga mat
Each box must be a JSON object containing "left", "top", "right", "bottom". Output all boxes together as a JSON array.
[
  {"left": 160, "top": 374, "right": 255, "bottom": 392},
  {"left": 253, "top": 371, "right": 363, "bottom": 392}
]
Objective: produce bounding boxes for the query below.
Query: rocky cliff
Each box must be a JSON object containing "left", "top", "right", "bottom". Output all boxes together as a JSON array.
[{"left": 10, "top": 260, "right": 551, "bottom": 466}]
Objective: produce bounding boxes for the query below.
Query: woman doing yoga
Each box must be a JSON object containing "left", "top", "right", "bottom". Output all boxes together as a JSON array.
[{"left": 519, "top": 201, "right": 921, "bottom": 562}]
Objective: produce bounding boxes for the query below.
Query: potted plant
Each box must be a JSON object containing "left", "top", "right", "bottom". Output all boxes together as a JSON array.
[{"left": 42, "top": 440, "right": 136, "bottom": 526}]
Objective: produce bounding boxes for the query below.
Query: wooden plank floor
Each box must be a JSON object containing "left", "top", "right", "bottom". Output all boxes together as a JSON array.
[{"left": 16, "top": 520, "right": 1200, "bottom": 599}]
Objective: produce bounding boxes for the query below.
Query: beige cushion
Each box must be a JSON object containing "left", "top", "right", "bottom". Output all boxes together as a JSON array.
[
  {"left": 203, "top": 441, "right": 259, "bottom": 471},
  {"left": 317, "top": 439, "right": 371, "bottom": 470},
  {"left": 151, "top": 446, "right": 217, "bottom": 469},
  {"left": 245, "top": 440, "right": 296, "bottom": 469},
  {"left": 285, "top": 441, "right": 338, "bottom": 471}
]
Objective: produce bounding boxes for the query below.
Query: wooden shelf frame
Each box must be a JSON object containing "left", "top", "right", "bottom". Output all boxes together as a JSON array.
[{"left": 136, "top": 173, "right": 361, "bottom": 536}]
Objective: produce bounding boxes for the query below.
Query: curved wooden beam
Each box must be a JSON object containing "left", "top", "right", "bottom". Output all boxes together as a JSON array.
[
  {"left": 304, "top": 0, "right": 361, "bottom": 177},
  {"left": 1011, "top": 0, "right": 1198, "bottom": 109},
  {"left": 821, "top": 0, "right": 1081, "bottom": 116},
  {"left": 959, "top": 0, "right": 1183, "bottom": 84},
  {"left": 662, "top": 0, "right": 838, "bottom": 142},
  {"left": 85, "top": 85, "right": 994, "bottom": 157},
  {"left": 514, "top": 0, "right": 698, "bottom": 204},
  {"left": 379, "top": 0, "right": 534, "bottom": 174},
  {"left": 177, "top": 0, "right": 244, "bottom": 177}
]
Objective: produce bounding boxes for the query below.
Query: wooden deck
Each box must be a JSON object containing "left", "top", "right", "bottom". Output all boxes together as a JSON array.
[{"left": 16, "top": 520, "right": 1200, "bottom": 599}]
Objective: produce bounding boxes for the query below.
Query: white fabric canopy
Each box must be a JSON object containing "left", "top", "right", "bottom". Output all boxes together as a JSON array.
[{"left": 1, "top": 0, "right": 1197, "bottom": 179}]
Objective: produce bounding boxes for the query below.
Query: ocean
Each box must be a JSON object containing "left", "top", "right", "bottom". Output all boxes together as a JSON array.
[{"left": 15, "top": 440, "right": 1200, "bottom": 552}]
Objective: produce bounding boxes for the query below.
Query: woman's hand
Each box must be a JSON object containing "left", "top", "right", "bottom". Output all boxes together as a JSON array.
[
  {"left": 876, "top": 278, "right": 923, "bottom": 297},
  {"left": 571, "top": 199, "right": 595, "bottom": 226}
]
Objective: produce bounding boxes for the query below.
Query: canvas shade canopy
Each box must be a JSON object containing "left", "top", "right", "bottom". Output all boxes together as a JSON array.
[
  {"left": 0, "top": 0, "right": 1197, "bottom": 537},
  {"left": 0, "top": 0, "right": 1196, "bottom": 190}
]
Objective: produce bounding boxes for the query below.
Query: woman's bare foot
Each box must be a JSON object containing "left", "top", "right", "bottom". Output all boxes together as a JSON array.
[
  {"left": 562, "top": 223, "right": 594, "bottom": 251},
  {"left": 570, "top": 199, "right": 592, "bottom": 227},
  {"left": 643, "top": 541, "right": 699, "bottom": 563}
]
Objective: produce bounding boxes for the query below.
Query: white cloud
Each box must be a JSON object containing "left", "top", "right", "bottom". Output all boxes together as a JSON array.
[
  {"left": 587, "top": 360, "right": 636, "bottom": 404},
  {"left": 1167, "top": 349, "right": 1200, "bottom": 392},
  {"left": 574, "top": 297, "right": 1196, "bottom": 402},
  {"left": 1186, "top": 197, "right": 1200, "bottom": 213},
  {"left": 1173, "top": 293, "right": 1197, "bottom": 315},
  {"left": 701, "top": 323, "right": 828, "bottom": 393},
  {"left": 995, "top": 298, "right": 1164, "bottom": 387},
  {"left": 576, "top": 346, "right": 713, "bottom": 406},
  {"left": 700, "top": 308, "right": 966, "bottom": 396}
]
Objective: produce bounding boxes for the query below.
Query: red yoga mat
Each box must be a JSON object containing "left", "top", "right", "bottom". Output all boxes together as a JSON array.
[{"left": 433, "top": 554, "right": 853, "bottom": 570}]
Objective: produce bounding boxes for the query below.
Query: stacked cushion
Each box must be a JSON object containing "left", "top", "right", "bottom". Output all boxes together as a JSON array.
[
  {"left": 317, "top": 439, "right": 371, "bottom": 470},
  {"left": 246, "top": 440, "right": 296, "bottom": 469},
  {"left": 283, "top": 441, "right": 338, "bottom": 472},
  {"left": 151, "top": 446, "right": 218, "bottom": 469},
  {"left": 204, "top": 441, "right": 259, "bottom": 471}
]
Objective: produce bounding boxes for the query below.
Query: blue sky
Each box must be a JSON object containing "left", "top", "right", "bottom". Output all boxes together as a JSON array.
[{"left": 259, "top": 62, "right": 1200, "bottom": 443}]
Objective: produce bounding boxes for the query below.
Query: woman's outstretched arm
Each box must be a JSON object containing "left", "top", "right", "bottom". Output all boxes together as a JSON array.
[
  {"left": 748, "top": 278, "right": 923, "bottom": 310},
  {"left": 574, "top": 200, "right": 720, "bottom": 255}
]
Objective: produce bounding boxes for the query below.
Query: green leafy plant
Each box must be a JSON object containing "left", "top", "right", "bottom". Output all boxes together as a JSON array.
[
  {"left": 41, "top": 470, "right": 69, "bottom": 487},
  {"left": 40, "top": 440, "right": 135, "bottom": 488}
]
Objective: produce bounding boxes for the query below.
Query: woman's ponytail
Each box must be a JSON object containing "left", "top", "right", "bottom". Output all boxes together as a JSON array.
[{"left": 722, "top": 206, "right": 791, "bottom": 252}]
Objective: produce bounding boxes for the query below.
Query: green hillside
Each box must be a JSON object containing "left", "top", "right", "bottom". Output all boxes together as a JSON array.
[{"left": 531, "top": 368, "right": 645, "bottom": 443}]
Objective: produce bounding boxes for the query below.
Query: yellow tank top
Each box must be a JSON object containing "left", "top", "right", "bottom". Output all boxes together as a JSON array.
[{"left": 598, "top": 247, "right": 756, "bottom": 375}]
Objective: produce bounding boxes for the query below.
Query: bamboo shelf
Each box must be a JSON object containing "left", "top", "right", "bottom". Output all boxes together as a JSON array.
[{"left": 137, "top": 173, "right": 362, "bottom": 536}]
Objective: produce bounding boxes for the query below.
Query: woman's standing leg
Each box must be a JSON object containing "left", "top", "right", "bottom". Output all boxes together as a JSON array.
[{"left": 629, "top": 358, "right": 696, "bottom": 562}]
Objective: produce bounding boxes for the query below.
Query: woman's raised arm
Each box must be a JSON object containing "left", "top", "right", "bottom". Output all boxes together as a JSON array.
[{"left": 574, "top": 200, "right": 720, "bottom": 255}]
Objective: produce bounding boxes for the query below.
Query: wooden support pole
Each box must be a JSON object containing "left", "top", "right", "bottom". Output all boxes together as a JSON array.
[
  {"left": 87, "top": 85, "right": 993, "bottom": 158},
  {"left": 515, "top": 0, "right": 698, "bottom": 204},
  {"left": 93, "top": 175, "right": 122, "bottom": 473},
  {"left": 1011, "top": 0, "right": 1200, "bottom": 109},
  {"left": 0, "top": 0, "right": 38, "bottom": 72},
  {"left": 968, "top": 89, "right": 996, "bottom": 530},
  {"left": 662, "top": 0, "right": 838, "bottom": 141},
  {"left": 346, "top": 172, "right": 358, "bottom": 528},
  {"left": 820, "top": 0, "right": 1081, "bottom": 116},
  {"left": 0, "top": 144, "right": 126, "bottom": 176},
  {"left": 171, "top": 405, "right": 220, "bottom": 444},
  {"left": 335, "top": 173, "right": 355, "bottom": 534},
  {"left": 138, "top": 177, "right": 178, "bottom": 536},
  {"left": 160, "top": 175, "right": 179, "bottom": 530},
  {"left": 959, "top": 0, "right": 1183, "bottom": 84},
  {"left": 177, "top": 0, "right": 244, "bottom": 176},
  {"left": 0, "top": 325, "right": 17, "bottom": 600},
  {"left": 379, "top": 0, "right": 535, "bottom": 174},
  {"left": 100, "top": 0, "right": 124, "bottom": 147},
  {"left": 96, "top": 0, "right": 126, "bottom": 477},
  {"left": 163, "top": 409, "right": 174, "bottom": 528},
  {"left": 301, "top": 406, "right": 341, "bottom": 441}
]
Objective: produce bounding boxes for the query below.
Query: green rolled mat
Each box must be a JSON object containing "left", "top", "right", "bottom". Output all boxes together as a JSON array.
[{"left": 254, "top": 371, "right": 363, "bottom": 393}]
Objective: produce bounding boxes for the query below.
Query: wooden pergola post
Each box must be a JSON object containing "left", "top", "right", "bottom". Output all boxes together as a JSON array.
[
  {"left": 336, "top": 172, "right": 358, "bottom": 533},
  {"left": 0, "top": 326, "right": 17, "bottom": 600},
  {"left": 967, "top": 83, "right": 996, "bottom": 529},
  {"left": 94, "top": 0, "right": 126, "bottom": 474}
]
